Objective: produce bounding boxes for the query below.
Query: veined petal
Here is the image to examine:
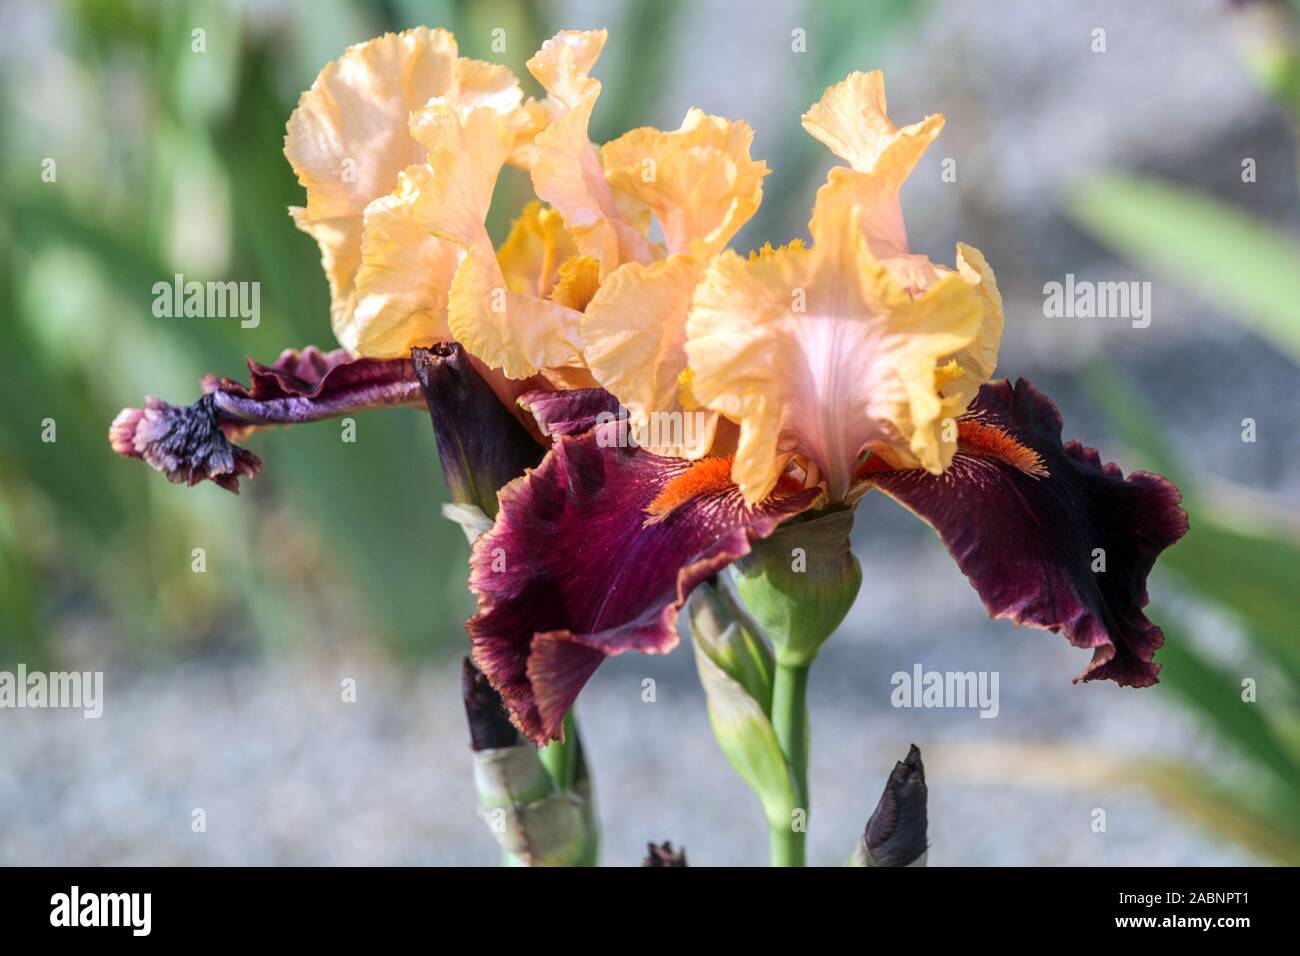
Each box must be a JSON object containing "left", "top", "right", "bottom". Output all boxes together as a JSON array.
[
  {"left": 803, "top": 72, "right": 1005, "bottom": 409},
  {"left": 285, "top": 28, "right": 459, "bottom": 225},
  {"left": 454, "top": 57, "right": 527, "bottom": 114},
  {"left": 685, "top": 206, "right": 983, "bottom": 505},
  {"left": 526, "top": 30, "right": 652, "bottom": 276},
  {"left": 518, "top": 387, "right": 620, "bottom": 437},
  {"left": 602, "top": 109, "right": 769, "bottom": 259},
  {"left": 581, "top": 254, "right": 719, "bottom": 458},
  {"left": 942, "top": 243, "right": 1005, "bottom": 412},
  {"left": 110, "top": 347, "right": 421, "bottom": 492},
  {"left": 347, "top": 166, "right": 463, "bottom": 356},
  {"left": 285, "top": 29, "right": 459, "bottom": 344},
  {"left": 865, "top": 379, "right": 1188, "bottom": 687},
  {"left": 408, "top": 101, "right": 585, "bottom": 378},
  {"left": 285, "top": 28, "right": 528, "bottom": 348},
  {"left": 496, "top": 201, "right": 580, "bottom": 299},
  {"left": 803, "top": 70, "right": 943, "bottom": 261},
  {"left": 468, "top": 425, "right": 819, "bottom": 743}
]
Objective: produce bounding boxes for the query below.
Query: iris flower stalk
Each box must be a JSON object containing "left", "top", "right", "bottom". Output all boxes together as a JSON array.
[{"left": 111, "top": 27, "right": 1188, "bottom": 866}]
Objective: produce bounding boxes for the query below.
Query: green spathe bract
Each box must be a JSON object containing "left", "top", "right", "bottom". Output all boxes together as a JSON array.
[{"left": 735, "top": 507, "right": 862, "bottom": 667}]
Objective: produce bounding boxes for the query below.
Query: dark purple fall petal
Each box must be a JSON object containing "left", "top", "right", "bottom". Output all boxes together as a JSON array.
[
  {"left": 518, "top": 387, "right": 621, "bottom": 437},
  {"left": 412, "top": 343, "right": 546, "bottom": 518},
  {"left": 110, "top": 346, "right": 421, "bottom": 492},
  {"left": 467, "top": 424, "right": 820, "bottom": 745},
  {"left": 861, "top": 744, "right": 929, "bottom": 867},
  {"left": 206, "top": 346, "right": 422, "bottom": 431},
  {"left": 868, "top": 378, "right": 1188, "bottom": 687}
]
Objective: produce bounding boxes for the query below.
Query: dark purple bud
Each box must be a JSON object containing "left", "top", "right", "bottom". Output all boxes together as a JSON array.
[
  {"left": 861, "top": 744, "right": 928, "bottom": 867},
  {"left": 461, "top": 656, "right": 520, "bottom": 751},
  {"left": 641, "top": 842, "right": 688, "bottom": 867},
  {"left": 411, "top": 343, "right": 545, "bottom": 519},
  {"left": 110, "top": 394, "right": 260, "bottom": 493},
  {"left": 110, "top": 346, "right": 422, "bottom": 492}
]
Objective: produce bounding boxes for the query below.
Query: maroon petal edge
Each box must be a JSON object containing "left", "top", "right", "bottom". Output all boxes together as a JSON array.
[
  {"left": 518, "top": 387, "right": 622, "bottom": 438},
  {"left": 109, "top": 346, "right": 421, "bottom": 492},
  {"left": 867, "top": 378, "right": 1188, "bottom": 687},
  {"left": 467, "top": 423, "right": 820, "bottom": 744}
]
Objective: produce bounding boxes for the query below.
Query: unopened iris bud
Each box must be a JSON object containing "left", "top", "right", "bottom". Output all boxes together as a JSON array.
[
  {"left": 412, "top": 343, "right": 543, "bottom": 521},
  {"left": 735, "top": 507, "right": 861, "bottom": 665},
  {"left": 851, "top": 744, "right": 929, "bottom": 867},
  {"left": 461, "top": 657, "right": 595, "bottom": 866},
  {"left": 462, "top": 656, "right": 519, "bottom": 751},
  {"left": 688, "top": 575, "right": 774, "bottom": 710},
  {"left": 641, "top": 841, "right": 688, "bottom": 867}
]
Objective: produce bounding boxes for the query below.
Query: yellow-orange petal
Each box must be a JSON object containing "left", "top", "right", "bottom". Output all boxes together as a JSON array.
[
  {"left": 602, "top": 109, "right": 769, "bottom": 260},
  {"left": 285, "top": 28, "right": 532, "bottom": 349},
  {"left": 582, "top": 255, "right": 718, "bottom": 458},
  {"left": 288, "top": 208, "right": 363, "bottom": 343},
  {"left": 803, "top": 70, "right": 943, "bottom": 260},
  {"left": 446, "top": 252, "right": 586, "bottom": 379},
  {"left": 527, "top": 29, "right": 607, "bottom": 109},
  {"left": 549, "top": 255, "right": 602, "bottom": 312},
  {"left": 285, "top": 28, "right": 459, "bottom": 225},
  {"left": 284, "top": 29, "right": 461, "bottom": 343},
  {"left": 496, "top": 201, "right": 579, "bottom": 299},
  {"left": 347, "top": 166, "right": 463, "bottom": 356},
  {"left": 804, "top": 71, "right": 1004, "bottom": 415},
  {"left": 942, "top": 243, "right": 1004, "bottom": 411},
  {"left": 685, "top": 207, "right": 983, "bottom": 505},
  {"left": 407, "top": 101, "right": 585, "bottom": 378},
  {"left": 526, "top": 30, "right": 651, "bottom": 275}
]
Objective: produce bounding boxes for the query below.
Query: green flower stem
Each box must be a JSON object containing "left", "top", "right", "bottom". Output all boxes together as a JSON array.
[
  {"left": 770, "top": 660, "right": 811, "bottom": 866},
  {"left": 539, "top": 711, "right": 579, "bottom": 791}
]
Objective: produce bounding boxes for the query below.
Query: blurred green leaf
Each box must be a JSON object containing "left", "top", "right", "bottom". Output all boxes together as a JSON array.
[
  {"left": 1137, "top": 761, "right": 1300, "bottom": 865},
  {"left": 1156, "top": 620, "right": 1300, "bottom": 801},
  {"left": 1161, "top": 518, "right": 1300, "bottom": 689},
  {"left": 1069, "top": 172, "right": 1300, "bottom": 363}
]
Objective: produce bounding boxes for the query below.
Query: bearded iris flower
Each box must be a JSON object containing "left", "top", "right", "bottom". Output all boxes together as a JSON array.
[
  {"left": 464, "top": 60, "right": 1187, "bottom": 741},
  {"left": 110, "top": 26, "right": 1187, "bottom": 866}
]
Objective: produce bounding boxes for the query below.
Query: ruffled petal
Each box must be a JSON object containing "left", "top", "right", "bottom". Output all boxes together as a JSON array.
[
  {"left": 685, "top": 206, "right": 983, "bottom": 505},
  {"left": 803, "top": 70, "right": 943, "bottom": 261},
  {"left": 407, "top": 100, "right": 586, "bottom": 378},
  {"left": 496, "top": 200, "right": 580, "bottom": 299},
  {"left": 941, "top": 243, "right": 1005, "bottom": 413},
  {"left": 110, "top": 348, "right": 421, "bottom": 492},
  {"left": 581, "top": 254, "right": 718, "bottom": 458},
  {"left": 285, "top": 28, "right": 529, "bottom": 349},
  {"left": 864, "top": 379, "right": 1188, "bottom": 687},
  {"left": 284, "top": 29, "right": 461, "bottom": 343},
  {"left": 468, "top": 425, "right": 820, "bottom": 743},
  {"left": 347, "top": 165, "right": 463, "bottom": 356},
  {"left": 602, "top": 109, "right": 769, "bottom": 259},
  {"left": 802, "top": 72, "right": 1005, "bottom": 413},
  {"left": 285, "top": 28, "right": 460, "bottom": 224},
  {"left": 518, "top": 387, "right": 620, "bottom": 438},
  {"left": 526, "top": 30, "right": 652, "bottom": 276}
]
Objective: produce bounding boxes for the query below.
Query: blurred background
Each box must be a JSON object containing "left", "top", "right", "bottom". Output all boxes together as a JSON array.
[{"left": 1, "top": 0, "right": 1298, "bottom": 865}]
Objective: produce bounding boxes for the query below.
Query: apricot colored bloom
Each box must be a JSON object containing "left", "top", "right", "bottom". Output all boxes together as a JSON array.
[
  {"left": 463, "top": 68, "right": 1184, "bottom": 742},
  {"left": 110, "top": 28, "right": 1186, "bottom": 747}
]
